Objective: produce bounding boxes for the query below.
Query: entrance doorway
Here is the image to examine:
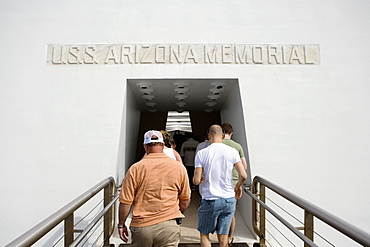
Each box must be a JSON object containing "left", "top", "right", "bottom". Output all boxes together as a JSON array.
[
  {"left": 127, "top": 78, "right": 237, "bottom": 162},
  {"left": 117, "top": 78, "right": 254, "bottom": 239},
  {"left": 119, "top": 78, "right": 250, "bottom": 182},
  {"left": 123, "top": 78, "right": 249, "bottom": 173}
]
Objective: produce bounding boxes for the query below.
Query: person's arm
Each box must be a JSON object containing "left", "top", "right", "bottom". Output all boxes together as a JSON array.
[
  {"left": 241, "top": 157, "right": 248, "bottom": 170},
  {"left": 179, "top": 198, "right": 191, "bottom": 213},
  {"left": 193, "top": 167, "right": 203, "bottom": 186},
  {"left": 118, "top": 202, "right": 132, "bottom": 243},
  {"left": 180, "top": 143, "right": 185, "bottom": 157},
  {"left": 173, "top": 149, "right": 183, "bottom": 164},
  {"left": 234, "top": 161, "right": 247, "bottom": 199}
]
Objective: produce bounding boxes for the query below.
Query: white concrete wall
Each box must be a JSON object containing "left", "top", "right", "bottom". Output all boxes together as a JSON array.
[
  {"left": 0, "top": 1, "right": 127, "bottom": 244},
  {"left": 116, "top": 82, "right": 141, "bottom": 184},
  {"left": 220, "top": 81, "right": 255, "bottom": 235},
  {"left": 1, "top": 0, "right": 370, "bottom": 245}
]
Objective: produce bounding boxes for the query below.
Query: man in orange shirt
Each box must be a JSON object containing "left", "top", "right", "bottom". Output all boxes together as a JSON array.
[{"left": 118, "top": 130, "right": 191, "bottom": 247}]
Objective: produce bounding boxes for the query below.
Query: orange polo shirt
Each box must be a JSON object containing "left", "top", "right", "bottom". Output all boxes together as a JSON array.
[{"left": 119, "top": 153, "right": 191, "bottom": 227}]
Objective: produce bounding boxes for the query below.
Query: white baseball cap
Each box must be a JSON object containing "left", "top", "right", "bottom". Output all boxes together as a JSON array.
[{"left": 143, "top": 130, "right": 164, "bottom": 144}]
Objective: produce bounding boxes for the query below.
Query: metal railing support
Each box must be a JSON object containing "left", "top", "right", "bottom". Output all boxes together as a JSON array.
[
  {"left": 259, "top": 184, "right": 266, "bottom": 247},
  {"left": 248, "top": 176, "right": 370, "bottom": 247},
  {"left": 64, "top": 213, "right": 74, "bottom": 247},
  {"left": 304, "top": 211, "right": 314, "bottom": 247},
  {"left": 5, "top": 177, "right": 116, "bottom": 247},
  {"left": 246, "top": 188, "right": 318, "bottom": 247},
  {"left": 104, "top": 181, "right": 115, "bottom": 247},
  {"left": 70, "top": 195, "right": 119, "bottom": 247}
]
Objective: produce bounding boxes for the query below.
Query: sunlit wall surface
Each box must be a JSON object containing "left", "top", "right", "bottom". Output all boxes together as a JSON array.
[{"left": 1, "top": 1, "right": 370, "bottom": 246}]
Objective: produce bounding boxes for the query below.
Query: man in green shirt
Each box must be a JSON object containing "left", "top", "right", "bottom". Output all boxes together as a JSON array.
[{"left": 221, "top": 123, "right": 248, "bottom": 245}]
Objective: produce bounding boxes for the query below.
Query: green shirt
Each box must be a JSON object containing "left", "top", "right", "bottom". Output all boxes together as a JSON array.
[{"left": 222, "top": 139, "right": 245, "bottom": 184}]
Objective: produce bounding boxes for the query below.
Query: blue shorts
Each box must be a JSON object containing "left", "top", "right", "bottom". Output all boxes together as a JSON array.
[{"left": 197, "top": 197, "right": 236, "bottom": 235}]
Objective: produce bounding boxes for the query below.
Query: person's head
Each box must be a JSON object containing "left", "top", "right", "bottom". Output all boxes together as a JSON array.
[
  {"left": 221, "top": 123, "right": 233, "bottom": 137},
  {"left": 208, "top": 125, "right": 224, "bottom": 143},
  {"left": 169, "top": 139, "right": 177, "bottom": 149},
  {"left": 185, "top": 132, "right": 194, "bottom": 139},
  {"left": 203, "top": 128, "right": 210, "bottom": 140},
  {"left": 143, "top": 130, "right": 164, "bottom": 153},
  {"left": 160, "top": 130, "right": 171, "bottom": 148}
]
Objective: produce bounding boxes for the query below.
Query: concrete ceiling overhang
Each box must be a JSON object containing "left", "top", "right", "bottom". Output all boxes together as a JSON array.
[{"left": 127, "top": 78, "right": 238, "bottom": 113}]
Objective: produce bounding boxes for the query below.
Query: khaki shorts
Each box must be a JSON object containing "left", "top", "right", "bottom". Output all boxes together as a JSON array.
[{"left": 130, "top": 219, "right": 180, "bottom": 247}]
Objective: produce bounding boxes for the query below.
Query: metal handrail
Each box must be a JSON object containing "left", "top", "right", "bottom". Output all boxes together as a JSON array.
[
  {"left": 246, "top": 176, "right": 370, "bottom": 246},
  {"left": 245, "top": 188, "right": 318, "bottom": 247},
  {"left": 70, "top": 194, "right": 119, "bottom": 247},
  {"left": 6, "top": 177, "right": 117, "bottom": 247}
]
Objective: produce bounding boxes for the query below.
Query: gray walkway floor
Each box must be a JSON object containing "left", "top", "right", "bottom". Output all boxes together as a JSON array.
[
  {"left": 180, "top": 190, "right": 256, "bottom": 246},
  {"left": 111, "top": 190, "right": 257, "bottom": 246}
]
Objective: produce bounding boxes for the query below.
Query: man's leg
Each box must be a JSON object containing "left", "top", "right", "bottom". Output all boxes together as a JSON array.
[
  {"left": 228, "top": 216, "right": 235, "bottom": 243},
  {"left": 200, "top": 232, "right": 211, "bottom": 247},
  {"left": 153, "top": 220, "right": 180, "bottom": 247},
  {"left": 217, "top": 198, "right": 236, "bottom": 247},
  {"left": 130, "top": 225, "right": 153, "bottom": 247},
  {"left": 217, "top": 234, "right": 229, "bottom": 247}
]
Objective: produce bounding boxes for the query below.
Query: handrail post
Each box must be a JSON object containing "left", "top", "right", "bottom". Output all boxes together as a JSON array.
[
  {"left": 252, "top": 182, "right": 259, "bottom": 236},
  {"left": 304, "top": 211, "right": 314, "bottom": 247},
  {"left": 259, "top": 184, "right": 266, "bottom": 247},
  {"left": 64, "top": 213, "right": 74, "bottom": 247},
  {"left": 103, "top": 181, "right": 113, "bottom": 246}
]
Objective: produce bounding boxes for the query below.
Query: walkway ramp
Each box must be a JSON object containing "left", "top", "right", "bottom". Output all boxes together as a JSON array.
[
  {"left": 179, "top": 243, "right": 249, "bottom": 246},
  {"left": 111, "top": 190, "right": 256, "bottom": 246},
  {"left": 180, "top": 190, "right": 256, "bottom": 245}
]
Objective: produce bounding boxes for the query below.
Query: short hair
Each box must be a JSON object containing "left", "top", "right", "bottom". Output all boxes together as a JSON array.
[
  {"left": 221, "top": 123, "right": 233, "bottom": 134},
  {"left": 209, "top": 125, "right": 223, "bottom": 137}
]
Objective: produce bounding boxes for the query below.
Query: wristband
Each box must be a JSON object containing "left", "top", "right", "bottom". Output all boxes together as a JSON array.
[{"left": 117, "top": 225, "right": 125, "bottom": 229}]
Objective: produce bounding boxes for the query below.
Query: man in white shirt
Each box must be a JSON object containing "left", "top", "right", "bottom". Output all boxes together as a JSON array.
[{"left": 193, "top": 125, "right": 247, "bottom": 247}]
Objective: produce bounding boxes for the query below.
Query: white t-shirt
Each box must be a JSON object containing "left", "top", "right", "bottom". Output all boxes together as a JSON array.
[
  {"left": 163, "top": 147, "right": 176, "bottom": 160},
  {"left": 195, "top": 143, "right": 241, "bottom": 200}
]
